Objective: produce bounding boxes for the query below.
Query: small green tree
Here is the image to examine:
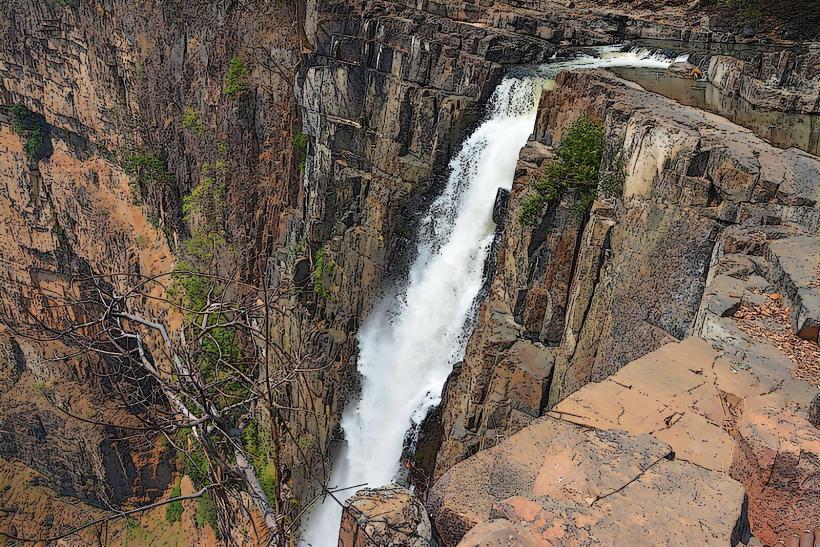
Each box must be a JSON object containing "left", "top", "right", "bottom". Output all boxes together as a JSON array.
[
  {"left": 195, "top": 493, "right": 218, "bottom": 531},
  {"left": 313, "top": 245, "right": 334, "bottom": 299},
  {"left": 224, "top": 57, "right": 249, "bottom": 100},
  {"left": 182, "top": 107, "right": 204, "bottom": 134},
  {"left": 519, "top": 117, "right": 605, "bottom": 225},
  {"left": 122, "top": 151, "right": 173, "bottom": 204},
  {"left": 9, "top": 104, "right": 50, "bottom": 162}
]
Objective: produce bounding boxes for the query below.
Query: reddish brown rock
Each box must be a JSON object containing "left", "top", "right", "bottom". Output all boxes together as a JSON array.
[
  {"left": 428, "top": 414, "right": 748, "bottom": 547},
  {"left": 338, "top": 485, "right": 432, "bottom": 547}
]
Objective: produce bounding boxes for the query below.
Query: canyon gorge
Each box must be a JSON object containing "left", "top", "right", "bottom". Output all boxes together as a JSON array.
[{"left": 0, "top": 0, "right": 819, "bottom": 545}]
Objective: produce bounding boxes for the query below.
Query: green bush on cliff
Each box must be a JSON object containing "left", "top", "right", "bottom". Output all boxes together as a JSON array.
[
  {"left": 182, "top": 107, "right": 204, "bottom": 134},
  {"left": 519, "top": 117, "right": 604, "bottom": 225},
  {"left": 313, "top": 245, "right": 335, "bottom": 299},
  {"left": 123, "top": 151, "right": 173, "bottom": 203},
  {"left": 195, "top": 492, "right": 218, "bottom": 531},
  {"left": 182, "top": 175, "right": 225, "bottom": 223},
  {"left": 176, "top": 429, "right": 210, "bottom": 488},
  {"left": 224, "top": 57, "right": 249, "bottom": 100},
  {"left": 293, "top": 129, "right": 308, "bottom": 173},
  {"left": 10, "top": 103, "right": 50, "bottom": 162},
  {"left": 243, "top": 422, "right": 277, "bottom": 505},
  {"left": 123, "top": 152, "right": 174, "bottom": 186}
]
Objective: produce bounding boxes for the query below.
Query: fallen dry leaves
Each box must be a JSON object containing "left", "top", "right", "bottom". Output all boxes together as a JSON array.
[{"left": 732, "top": 294, "right": 820, "bottom": 386}]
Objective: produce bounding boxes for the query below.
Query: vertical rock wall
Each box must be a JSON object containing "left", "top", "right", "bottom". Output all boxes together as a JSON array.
[{"left": 434, "top": 69, "right": 820, "bottom": 479}]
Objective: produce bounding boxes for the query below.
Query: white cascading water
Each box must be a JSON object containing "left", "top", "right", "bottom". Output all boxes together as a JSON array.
[{"left": 300, "top": 45, "right": 687, "bottom": 546}]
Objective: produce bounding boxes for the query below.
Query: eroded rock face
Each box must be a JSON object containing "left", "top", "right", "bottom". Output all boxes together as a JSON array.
[
  {"left": 339, "top": 485, "right": 433, "bottom": 547},
  {"left": 435, "top": 67, "right": 819, "bottom": 480},
  {"left": 433, "top": 68, "right": 820, "bottom": 544},
  {"left": 708, "top": 51, "right": 820, "bottom": 113}
]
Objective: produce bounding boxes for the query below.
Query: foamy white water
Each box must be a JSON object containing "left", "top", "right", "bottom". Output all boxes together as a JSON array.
[{"left": 300, "top": 46, "right": 685, "bottom": 546}]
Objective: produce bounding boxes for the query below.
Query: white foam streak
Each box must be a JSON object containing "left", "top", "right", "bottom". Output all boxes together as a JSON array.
[{"left": 300, "top": 45, "right": 684, "bottom": 547}]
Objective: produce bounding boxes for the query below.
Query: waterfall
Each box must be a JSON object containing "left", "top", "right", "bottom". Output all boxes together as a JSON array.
[{"left": 300, "top": 45, "right": 685, "bottom": 546}]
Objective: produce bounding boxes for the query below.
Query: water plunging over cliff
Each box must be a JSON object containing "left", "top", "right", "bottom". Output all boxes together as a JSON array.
[{"left": 300, "top": 46, "right": 686, "bottom": 546}]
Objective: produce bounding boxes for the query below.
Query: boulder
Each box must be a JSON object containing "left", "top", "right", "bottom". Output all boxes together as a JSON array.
[
  {"left": 666, "top": 61, "right": 704, "bottom": 79},
  {"left": 338, "top": 485, "right": 432, "bottom": 547}
]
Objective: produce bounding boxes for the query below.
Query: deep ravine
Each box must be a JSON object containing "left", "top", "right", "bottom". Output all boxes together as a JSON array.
[{"left": 300, "top": 46, "right": 689, "bottom": 545}]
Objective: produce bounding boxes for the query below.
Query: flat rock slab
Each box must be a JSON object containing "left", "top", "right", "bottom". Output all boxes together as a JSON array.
[
  {"left": 550, "top": 337, "right": 738, "bottom": 472},
  {"left": 460, "top": 458, "right": 746, "bottom": 546},
  {"left": 427, "top": 414, "right": 747, "bottom": 546},
  {"left": 548, "top": 335, "right": 820, "bottom": 545}
]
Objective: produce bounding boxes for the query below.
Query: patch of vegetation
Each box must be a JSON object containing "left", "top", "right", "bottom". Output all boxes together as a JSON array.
[
  {"left": 293, "top": 129, "right": 308, "bottom": 173},
  {"left": 312, "top": 245, "right": 335, "bottom": 299},
  {"left": 123, "top": 151, "right": 173, "bottom": 204},
  {"left": 182, "top": 231, "right": 225, "bottom": 263},
  {"left": 519, "top": 117, "right": 605, "bottom": 225},
  {"left": 165, "top": 481, "right": 184, "bottom": 523},
  {"left": 182, "top": 174, "right": 225, "bottom": 223},
  {"left": 10, "top": 104, "right": 51, "bottom": 162},
  {"left": 297, "top": 433, "right": 315, "bottom": 452},
  {"left": 224, "top": 57, "right": 249, "bottom": 100},
  {"left": 168, "top": 260, "right": 242, "bottom": 394},
  {"left": 182, "top": 107, "right": 204, "bottom": 135},
  {"left": 195, "top": 492, "right": 218, "bottom": 531},
  {"left": 717, "top": 0, "right": 764, "bottom": 21},
  {"left": 601, "top": 155, "right": 626, "bottom": 197},
  {"left": 122, "top": 517, "right": 158, "bottom": 547},
  {"left": 134, "top": 234, "right": 150, "bottom": 250},
  {"left": 243, "top": 422, "right": 277, "bottom": 505},
  {"left": 176, "top": 429, "right": 210, "bottom": 488}
]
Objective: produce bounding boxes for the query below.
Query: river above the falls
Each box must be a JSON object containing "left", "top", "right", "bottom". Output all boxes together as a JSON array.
[
  {"left": 299, "top": 45, "right": 689, "bottom": 546},
  {"left": 610, "top": 66, "right": 819, "bottom": 156}
]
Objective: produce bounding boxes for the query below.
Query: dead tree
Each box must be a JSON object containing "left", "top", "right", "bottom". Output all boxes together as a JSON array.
[{"left": 0, "top": 258, "right": 349, "bottom": 546}]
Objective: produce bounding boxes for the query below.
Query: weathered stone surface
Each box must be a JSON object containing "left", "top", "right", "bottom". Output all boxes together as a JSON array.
[
  {"left": 810, "top": 394, "right": 820, "bottom": 428},
  {"left": 339, "top": 485, "right": 432, "bottom": 547},
  {"left": 666, "top": 61, "right": 704, "bottom": 79},
  {"left": 550, "top": 334, "right": 819, "bottom": 546},
  {"left": 460, "top": 458, "right": 747, "bottom": 546},
  {"left": 766, "top": 235, "right": 820, "bottom": 342},
  {"left": 435, "top": 69, "right": 820, "bottom": 515},
  {"left": 428, "top": 414, "right": 748, "bottom": 546},
  {"left": 551, "top": 338, "right": 739, "bottom": 472},
  {"left": 708, "top": 51, "right": 820, "bottom": 113},
  {"left": 732, "top": 392, "right": 820, "bottom": 545}
]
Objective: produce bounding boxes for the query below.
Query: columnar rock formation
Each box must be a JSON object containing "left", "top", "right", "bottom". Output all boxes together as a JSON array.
[
  {"left": 429, "top": 68, "right": 820, "bottom": 545},
  {"left": 0, "top": 0, "right": 818, "bottom": 544}
]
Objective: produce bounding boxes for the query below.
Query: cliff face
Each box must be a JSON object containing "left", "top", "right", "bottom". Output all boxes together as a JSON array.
[
  {"left": 287, "top": 0, "right": 817, "bottom": 500},
  {"left": 1, "top": 0, "right": 301, "bottom": 541},
  {"left": 1, "top": 0, "right": 818, "bottom": 544},
  {"left": 431, "top": 69, "right": 820, "bottom": 544}
]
